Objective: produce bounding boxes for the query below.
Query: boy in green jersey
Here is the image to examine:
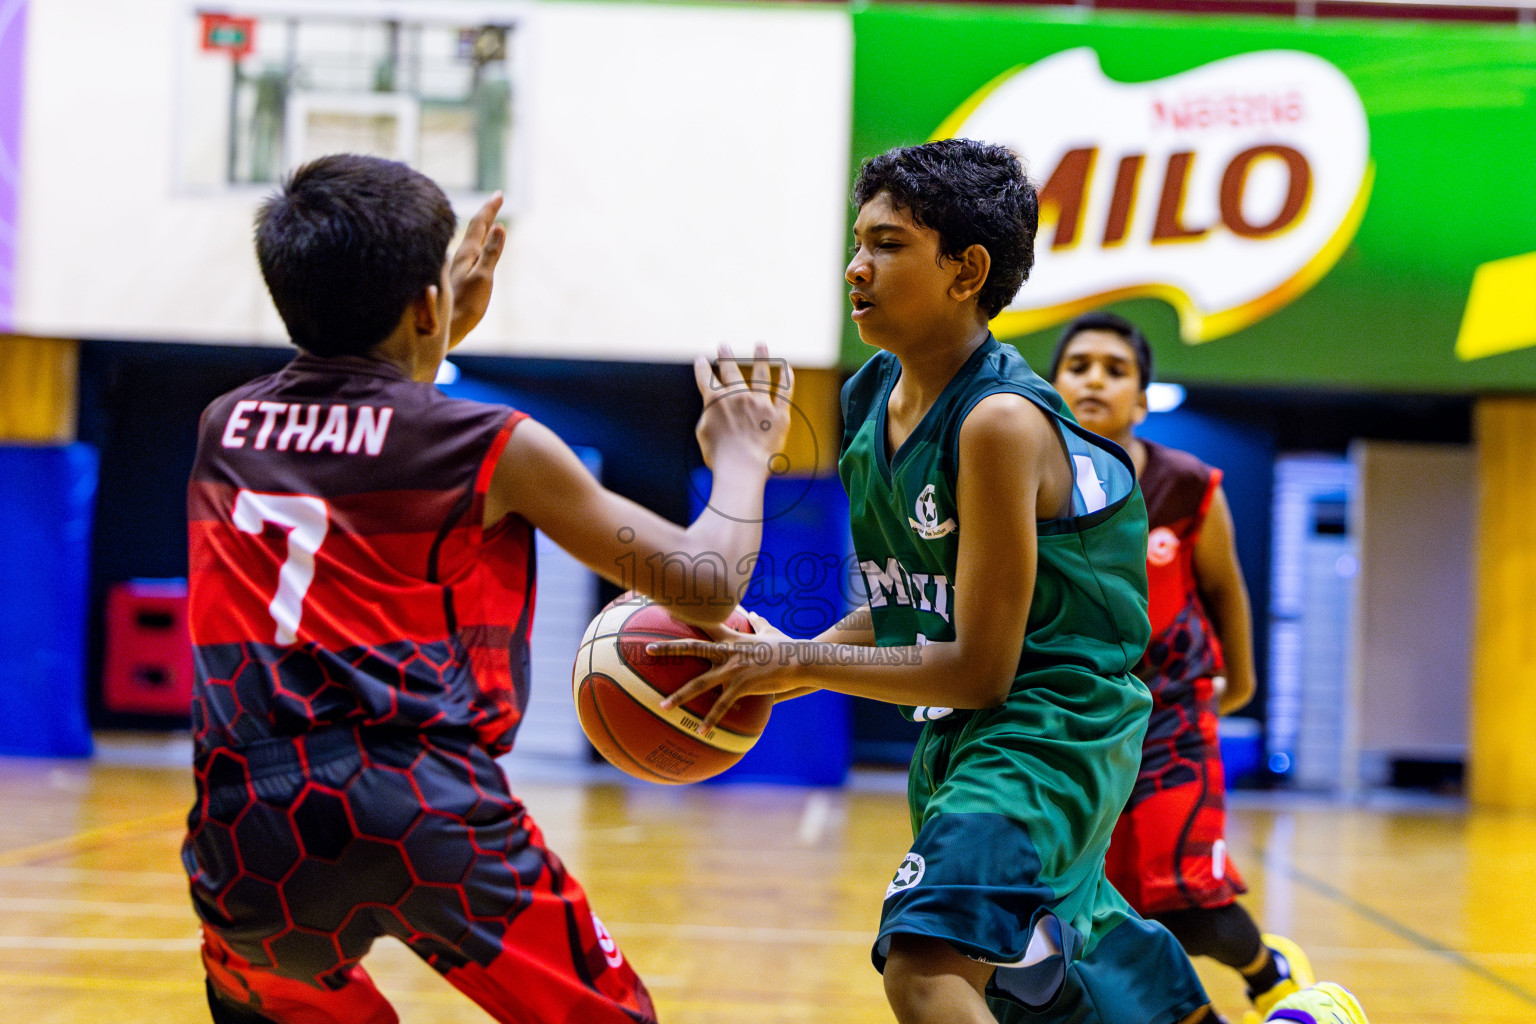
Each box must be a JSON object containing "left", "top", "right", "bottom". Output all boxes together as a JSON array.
[{"left": 653, "top": 140, "right": 1360, "bottom": 1024}]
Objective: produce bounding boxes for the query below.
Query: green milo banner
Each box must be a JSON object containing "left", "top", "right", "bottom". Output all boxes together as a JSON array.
[{"left": 848, "top": 5, "right": 1536, "bottom": 391}]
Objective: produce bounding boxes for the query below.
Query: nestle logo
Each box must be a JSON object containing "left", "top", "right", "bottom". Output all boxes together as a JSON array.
[{"left": 1152, "top": 91, "right": 1305, "bottom": 132}]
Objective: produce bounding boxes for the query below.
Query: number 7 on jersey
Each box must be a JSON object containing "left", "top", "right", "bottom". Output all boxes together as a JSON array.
[{"left": 233, "top": 490, "right": 331, "bottom": 645}]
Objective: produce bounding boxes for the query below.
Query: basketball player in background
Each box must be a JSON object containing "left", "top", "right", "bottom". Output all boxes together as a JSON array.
[
  {"left": 1049, "top": 311, "right": 1324, "bottom": 1022},
  {"left": 182, "top": 153, "right": 792, "bottom": 1023}
]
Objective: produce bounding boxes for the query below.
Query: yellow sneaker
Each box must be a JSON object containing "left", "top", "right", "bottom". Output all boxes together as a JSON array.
[
  {"left": 1249, "top": 934, "right": 1316, "bottom": 1017},
  {"left": 1264, "top": 982, "right": 1369, "bottom": 1024}
]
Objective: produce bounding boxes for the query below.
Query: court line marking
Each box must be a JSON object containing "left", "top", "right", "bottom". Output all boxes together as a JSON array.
[
  {"left": 3, "top": 928, "right": 1513, "bottom": 969},
  {"left": 797, "top": 792, "right": 833, "bottom": 846},
  {"left": 588, "top": 824, "right": 647, "bottom": 843},
  {"left": 0, "top": 923, "right": 871, "bottom": 956},
  {"left": 0, "top": 970, "right": 195, "bottom": 993},
  {"left": 1261, "top": 849, "right": 1536, "bottom": 1009},
  {"left": 0, "top": 865, "right": 188, "bottom": 884},
  {"left": 1292, "top": 945, "right": 1536, "bottom": 966},
  {"left": 0, "top": 810, "right": 184, "bottom": 869},
  {"left": 648, "top": 996, "right": 875, "bottom": 1013},
  {"left": 0, "top": 969, "right": 474, "bottom": 1005},
  {"left": 0, "top": 935, "right": 199, "bottom": 951},
  {"left": 21, "top": 800, "right": 1531, "bottom": 1006},
  {"left": 609, "top": 921, "right": 872, "bottom": 945},
  {"left": 0, "top": 895, "right": 189, "bottom": 917}
]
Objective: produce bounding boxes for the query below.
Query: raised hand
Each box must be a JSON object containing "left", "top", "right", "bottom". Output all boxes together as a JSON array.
[
  {"left": 449, "top": 192, "right": 507, "bottom": 347},
  {"left": 693, "top": 342, "right": 795, "bottom": 477}
]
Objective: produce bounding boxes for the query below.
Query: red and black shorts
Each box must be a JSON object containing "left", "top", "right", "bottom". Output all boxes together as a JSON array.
[
  {"left": 1104, "top": 686, "right": 1247, "bottom": 915},
  {"left": 183, "top": 727, "right": 654, "bottom": 1024}
]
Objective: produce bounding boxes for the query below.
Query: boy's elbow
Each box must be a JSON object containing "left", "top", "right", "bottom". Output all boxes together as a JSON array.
[
  {"left": 645, "top": 564, "right": 751, "bottom": 628},
  {"left": 697, "top": 598, "right": 743, "bottom": 627},
  {"left": 944, "top": 644, "right": 1015, "bottom": 707},
  {"left": 662, "top": 598, "right": 739, "bottom": 629},
  {"left": 970, "top": 667, "right": 1014, "bottom": 708},
  {"left": 1224, "top": 675, "right": 1257, "bottom": 713}
]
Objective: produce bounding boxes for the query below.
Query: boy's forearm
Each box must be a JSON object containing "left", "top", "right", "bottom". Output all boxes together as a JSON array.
[
  {"left": 666, "top": 462, "right": 771, "bottom": 620},
  {"left": 773, "top": 640, "right": 1008, "bottom": 709},
  {"left": 812, "top": 604, "right": 877, "bottom": 646},
  {"left": 1205, "top": 584, "right": 1257, "bottom": 714},
  {"left": 773, "top": 686, "right": 821, "bottom": 703},
  {"left": 760, "top": 607, "right": 875, "bottom": 704},
  {"left": 701, "top": 457, "right": 772, "bottom": 522}
]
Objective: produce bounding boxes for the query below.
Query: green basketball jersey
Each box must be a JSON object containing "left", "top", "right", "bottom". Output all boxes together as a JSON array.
[
  {"left": 841, "top": 337, "right": 1210, "bottom": 1019},
  {"left": 838, "top": 335, "right": 1150, "bottom": 722}
]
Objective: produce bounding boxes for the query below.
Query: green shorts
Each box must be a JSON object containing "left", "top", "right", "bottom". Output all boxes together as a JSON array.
[{"left": 873, "top": 671, "right": 1207, "bottom": 1020}]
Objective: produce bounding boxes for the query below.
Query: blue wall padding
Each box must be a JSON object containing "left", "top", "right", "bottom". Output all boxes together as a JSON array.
[
  {"left": 693, "top": 471, "right": 854, "bottom": 786},
  {"left": 0, "top": 444, "right": 97, "bottom": 757}
]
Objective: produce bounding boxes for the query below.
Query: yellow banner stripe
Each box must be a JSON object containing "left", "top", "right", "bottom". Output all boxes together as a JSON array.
[{"left": 1455, "top": 250, "right": 1536, "bottom": 360}]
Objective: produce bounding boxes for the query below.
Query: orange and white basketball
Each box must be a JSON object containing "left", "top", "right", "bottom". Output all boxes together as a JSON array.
[{"left": 571, "top": 593, "right": 771, "bottom": 784}]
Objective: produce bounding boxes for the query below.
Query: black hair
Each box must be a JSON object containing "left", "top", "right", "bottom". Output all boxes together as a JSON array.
[
  {"left": 851, "top": 138, "right": 1038, "bottom": 319},
  {"left": 1048, "top": 311, "right": 1154, "bottom": 390},
  {"left": 254, "top": 154, "right": 457, "bottom": 357}
]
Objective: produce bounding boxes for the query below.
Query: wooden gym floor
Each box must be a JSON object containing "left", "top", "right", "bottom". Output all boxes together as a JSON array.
[{"left": 2, "top": 734, "right": 1533, "bottom": 1023}]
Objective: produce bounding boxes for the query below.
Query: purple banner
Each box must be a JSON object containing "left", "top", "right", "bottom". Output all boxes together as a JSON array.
[{"left": 0, "top": 0, "right": 25, "bottom": 331}]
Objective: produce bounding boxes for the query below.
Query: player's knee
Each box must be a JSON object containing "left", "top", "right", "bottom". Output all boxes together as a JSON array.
[
  {"left": 883, "top": 963, "right": 947, "bottom": 1024},
  {"left": 882, "top": 936, "right": 992, "bottom": 1023}
]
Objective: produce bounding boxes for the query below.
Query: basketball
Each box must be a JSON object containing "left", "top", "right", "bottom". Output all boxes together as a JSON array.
[{"left": 571, "top": 593, "right": 773, "bottom": 784}]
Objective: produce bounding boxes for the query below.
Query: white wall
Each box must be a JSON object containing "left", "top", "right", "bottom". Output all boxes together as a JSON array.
[
  {"left": 18, "top": 0, "right": 283, "bottom": 344},
  {"left": 1348, "top": 441, "right": 1474, "bottom": 788},
  {"left": 14, "top": 0, "right": 852, "bottom": 366}
]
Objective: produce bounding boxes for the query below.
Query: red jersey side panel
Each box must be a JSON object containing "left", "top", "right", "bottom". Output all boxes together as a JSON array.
[
  {"left": 1139, "top": 439, "right": 1225, "bottom": 705},
  {"left": 186, "top": 355, "right": 534, "bottom": 757},
  {"left": 1106, "top": 438, "right": 1247, "bottom": 913}
]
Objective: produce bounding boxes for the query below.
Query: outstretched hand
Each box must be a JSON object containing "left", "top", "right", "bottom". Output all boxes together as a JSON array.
[
  {"left": 693, "top": 343, "right": 795, "bottom": 474},
  {"left": 449, "top": 192, "right": 507, "bottom": 347},
  {"left": 650, "top": 610, "right": 795, "bottom": 731}
]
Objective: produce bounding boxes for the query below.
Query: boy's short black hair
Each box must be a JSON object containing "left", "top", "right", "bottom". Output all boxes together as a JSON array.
[
  {"left": 1048, "top": 311, "right": 1154, "bottom": 391},
  {"left": 255, "top": 154, "right": 457, "bottom": 358},
  {"left": 852, "top": 138, "right": 1038, "bottom": 319}
]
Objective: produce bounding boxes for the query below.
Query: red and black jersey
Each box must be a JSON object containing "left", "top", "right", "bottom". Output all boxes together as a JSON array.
[
  {"left": 1139, "top": 439, "right": 1225, "bottom": 692},
  {"left": 1110, "top": 441, "right": 1249, "bottom": 911},
  {"left": 187, "top": 354, "right": 533, "bottom": 761},
  {"left": 1133, "top": 439, "right": 1225, "bottom": 797}
]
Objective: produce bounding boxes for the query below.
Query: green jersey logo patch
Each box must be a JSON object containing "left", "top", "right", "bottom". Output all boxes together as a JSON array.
[
  {"left": 886, "top": 852, "right": 927, "bottom": 899},
  {"left": 909, "top": 484, "right": 957, "bottom": 540}
]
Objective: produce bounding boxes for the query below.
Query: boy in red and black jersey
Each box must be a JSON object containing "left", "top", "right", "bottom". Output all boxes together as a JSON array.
[
  {"left": 183, "top": 154, "right": 793, "bottom": 1024},
  {"left": 189, "top": 363, "right": 534, "bottom": 752},
  {"left": 1051, "top": 312, "right": 1319, "bottom": 1022}
]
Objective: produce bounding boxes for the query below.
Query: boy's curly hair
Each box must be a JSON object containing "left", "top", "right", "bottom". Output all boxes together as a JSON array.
[{"left": 852, "top": 139, "right": 1039, "bottom": 319}]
